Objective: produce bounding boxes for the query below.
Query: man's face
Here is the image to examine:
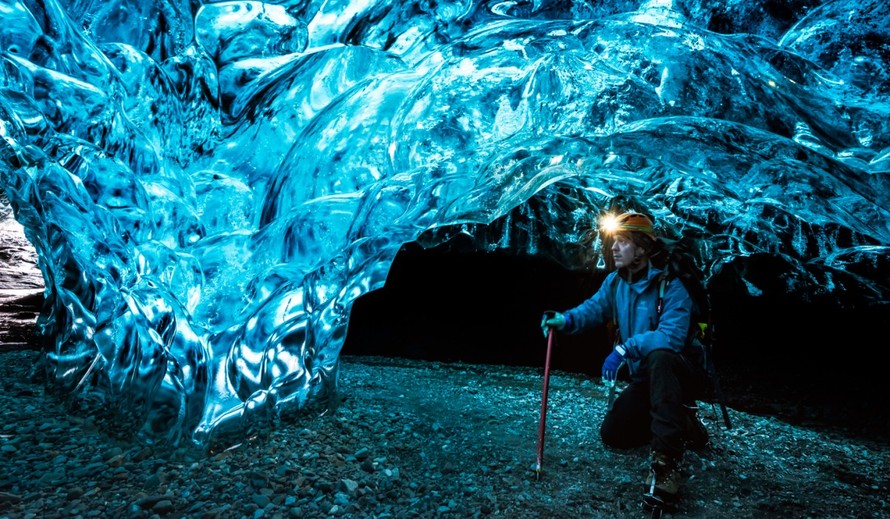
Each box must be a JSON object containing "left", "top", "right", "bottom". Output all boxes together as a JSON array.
[{"left": 611, "top": 234, "right": 644, "bottom": 270}]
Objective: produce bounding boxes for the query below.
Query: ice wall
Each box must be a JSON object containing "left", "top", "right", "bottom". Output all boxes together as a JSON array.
[{"left": 0, "top": 0, "right": 888, "bottom": 448}]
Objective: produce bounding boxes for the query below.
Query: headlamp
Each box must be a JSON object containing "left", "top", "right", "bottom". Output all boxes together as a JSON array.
[{"left": 598, "top": 212, "right": 656, "bottom": 239}]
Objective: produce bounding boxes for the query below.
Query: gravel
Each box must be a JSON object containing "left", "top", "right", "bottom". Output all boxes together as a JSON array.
[{"left": 1, "top": 351, "right": 889, "bottom": 519}]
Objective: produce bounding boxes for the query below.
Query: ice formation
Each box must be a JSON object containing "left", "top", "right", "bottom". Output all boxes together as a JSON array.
[{"left": 0, "top": 0, "right": 887, "bottom": 447}]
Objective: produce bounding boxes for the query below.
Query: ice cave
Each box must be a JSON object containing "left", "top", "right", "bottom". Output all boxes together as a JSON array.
[{"left": 0, "top": 0, "right": 888, "bottom": 450}]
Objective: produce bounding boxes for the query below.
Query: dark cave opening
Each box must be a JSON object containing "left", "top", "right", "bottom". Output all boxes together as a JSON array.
[
  {"left": 343, "top": 239, "right": 885, "bottom": 378},
  {"left": 342, "top": 240, "right": 613, "bottom": 376}
]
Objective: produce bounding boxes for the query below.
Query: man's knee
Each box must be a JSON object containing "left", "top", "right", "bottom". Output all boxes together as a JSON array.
[
  {"left": 601, "top": 412, "right": 649, "bottom": 448},
  {"left": 600, "top": 418, "right": 621, "bottom": 447}
]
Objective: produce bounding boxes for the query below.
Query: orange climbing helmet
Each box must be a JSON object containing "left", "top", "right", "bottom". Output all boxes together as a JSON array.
[{"left": 599, "top": 212, "right": 657, "bottom": 241}]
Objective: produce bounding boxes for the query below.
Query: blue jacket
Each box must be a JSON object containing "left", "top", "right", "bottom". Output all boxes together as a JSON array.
[{"left": 562, "top": 265, "right": 695, "bottom": 382}]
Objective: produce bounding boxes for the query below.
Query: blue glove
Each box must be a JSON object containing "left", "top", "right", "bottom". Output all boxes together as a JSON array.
[
  {"left": 540, "top": 312, "right": 566, "bottom": 337},
  {"left": 602, "top": 345, "right": 626, "bottom": 382}
]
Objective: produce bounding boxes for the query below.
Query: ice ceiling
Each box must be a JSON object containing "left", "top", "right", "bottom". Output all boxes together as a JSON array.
[{"left": 0, "top": 0, "right": 888, "bottom": 448}]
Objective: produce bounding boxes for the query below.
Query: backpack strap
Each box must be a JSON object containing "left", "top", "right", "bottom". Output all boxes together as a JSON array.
[
  {"left": 658, "top": 273, "right": 711, "bottom": 341},
  {"left": 656, "top": 272, "right": 668, "bottom": 316},
  {"left": 609, "top": 275, "right": 620, "bottom": 343}
]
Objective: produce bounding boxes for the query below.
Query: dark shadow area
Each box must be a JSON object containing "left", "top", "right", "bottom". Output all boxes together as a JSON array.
[
  {"left": 708, "top": 281, "right": 890, "bottom": 440},
  {"left": 343, "top": 239, "right": 613, "bottom": 376}
]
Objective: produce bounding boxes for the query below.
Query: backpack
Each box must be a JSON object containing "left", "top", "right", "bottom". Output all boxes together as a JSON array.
[{"left": 656, "top": 238, "right": 732, "bottom": 429}]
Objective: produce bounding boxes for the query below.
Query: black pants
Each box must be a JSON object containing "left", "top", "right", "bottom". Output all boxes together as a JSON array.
[{"left": 599, "top": 349, "right": 699, "bottom": 460}]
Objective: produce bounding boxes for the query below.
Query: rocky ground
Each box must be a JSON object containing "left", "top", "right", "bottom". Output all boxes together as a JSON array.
[{"left": 1, "top": 343, "right": 889, "bottom": 519}]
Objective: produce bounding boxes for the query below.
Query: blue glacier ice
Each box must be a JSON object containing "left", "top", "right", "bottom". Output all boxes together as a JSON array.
[{"left": 1, "top": 0, "right": 888, "bottom": 448}]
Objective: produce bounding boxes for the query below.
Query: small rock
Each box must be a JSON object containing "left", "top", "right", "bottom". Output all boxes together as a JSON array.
[
  {"left": 339, "top": 479, "right": 359, "bottom": 494},
  {"left": 252, "top": 494, "right": 270, "bottom": 508},
  {"left": 354, "top": 447, "right": 370, "bottom": 460},
  {"left": 152, "top": 499, "right": 174, "bottom": 514}
]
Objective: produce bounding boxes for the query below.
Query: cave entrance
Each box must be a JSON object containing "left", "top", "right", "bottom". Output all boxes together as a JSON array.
[
  {"left": 342, "top": 239, "right": 611, "bottom": 374},
  {"left": 0, "top": 200, "right": 45, "bottom": 351}
]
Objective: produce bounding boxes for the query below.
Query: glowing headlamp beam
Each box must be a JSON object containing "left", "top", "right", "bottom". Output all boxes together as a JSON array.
[{"left": 599, "top": 213, "right": 621, "bottom": 235}]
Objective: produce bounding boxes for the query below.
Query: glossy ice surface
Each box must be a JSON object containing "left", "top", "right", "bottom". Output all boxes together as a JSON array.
[{"left": 1, "top": 0, "right": 887, "bottom": 447}]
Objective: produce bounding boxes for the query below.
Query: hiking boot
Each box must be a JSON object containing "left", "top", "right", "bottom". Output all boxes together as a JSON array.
[
  {"left": 684, "top": 405, "right": 710, "bottom": 451},
  {"left": 644, "top": 450, "right": 682, "bottom": 505}
]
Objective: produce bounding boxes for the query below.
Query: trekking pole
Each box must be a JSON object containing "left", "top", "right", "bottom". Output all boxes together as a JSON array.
[
  {"left": 534, "top": 320, "right": 557, "bottom": 480},
  {"left": 606, "top": 360, "right": 626, "bottom": 411},
  {"left": 707, "top": 348, "right": 732, "bottom": 429},
  {"left": 704, "top": 326, "right": 732, "bottom": 429},
  {"left": 712, "top": 370, "right": 732, "bottom": 429}
]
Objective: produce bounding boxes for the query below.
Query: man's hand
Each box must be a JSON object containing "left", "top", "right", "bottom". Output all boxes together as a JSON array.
[
  {"left": 601, "top": 345, "right": 626, "bottom": 382},
  {"left": 540, "top": 312, "right": 566, "bottom": 337}
]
